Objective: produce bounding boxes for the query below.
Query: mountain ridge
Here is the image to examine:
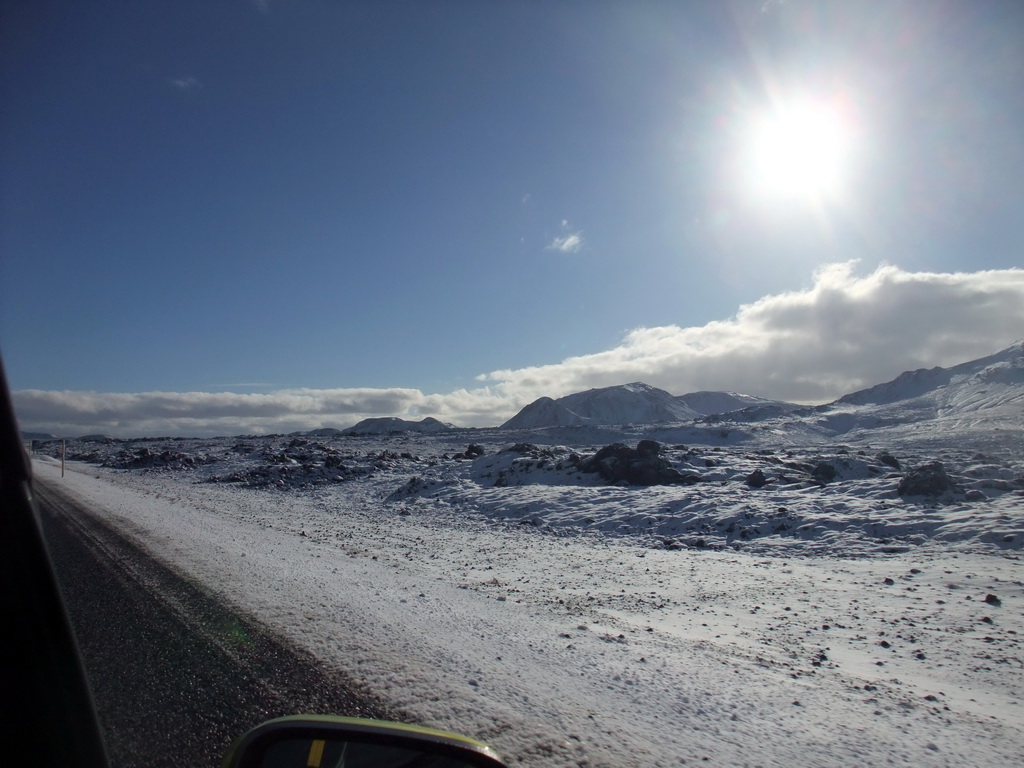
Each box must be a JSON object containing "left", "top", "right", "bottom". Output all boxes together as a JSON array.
[{"left": 499, "top": 342, "right": 1024, "bottom": 434}]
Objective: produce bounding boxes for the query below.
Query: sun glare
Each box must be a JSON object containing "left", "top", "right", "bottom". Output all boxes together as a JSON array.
[{"left": 743, "top": 99, "right": 853, "bottom": 203}]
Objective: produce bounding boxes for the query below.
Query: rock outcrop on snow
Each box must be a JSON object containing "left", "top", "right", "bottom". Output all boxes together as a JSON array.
[
  {"left": 898, "top": 461, "right": 963, "bottom": 497},
  {"left": 577, "top": 440, "right": 702, "bottom": 486}
]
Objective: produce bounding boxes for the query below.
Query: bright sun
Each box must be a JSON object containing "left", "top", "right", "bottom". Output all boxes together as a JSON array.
[{"left": 743, "top": 99, "right": 853, "bottom": 203}]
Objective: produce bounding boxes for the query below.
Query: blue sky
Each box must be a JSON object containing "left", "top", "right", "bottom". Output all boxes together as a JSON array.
[{"left": 3, "top": 1, "right": 1023, "bottom": 436}]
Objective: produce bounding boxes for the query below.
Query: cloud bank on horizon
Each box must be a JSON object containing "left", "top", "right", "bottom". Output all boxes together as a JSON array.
[{"left": 15, "top": 264, "right": 1024, "bottom": 438}]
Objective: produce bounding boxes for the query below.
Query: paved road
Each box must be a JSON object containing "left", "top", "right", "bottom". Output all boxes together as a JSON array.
[{"left": 36, "top": 478, "right": 389, "bottom": 768}]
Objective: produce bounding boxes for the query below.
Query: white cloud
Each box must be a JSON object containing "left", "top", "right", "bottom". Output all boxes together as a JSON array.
[
  {"left": 169, "top": 76, "right": 201, "bottom": 92},
  {"left": 478, "top": 262, "right": 1024, "bottom": 406},
  {"left": 547, "top": 232, "right": 583, "bottom": 253},
  {"left": 12, "top": 387, "right": 425, "bottom": 439},
  {"left": 11, "top": 385, "right": 517, "bottom": 439},
  {"left": 14, "top": 264, "right": 1024, "bottom": 437}
]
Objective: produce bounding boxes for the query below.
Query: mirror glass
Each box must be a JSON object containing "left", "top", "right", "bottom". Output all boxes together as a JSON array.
[{"left": 260, "top": 736, "right": 483, "bottom": 767}]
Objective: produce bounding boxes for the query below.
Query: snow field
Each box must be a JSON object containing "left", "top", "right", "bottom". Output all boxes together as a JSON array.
[{"left": 33, "top": 452, "right": 1023, "bottom": 768}]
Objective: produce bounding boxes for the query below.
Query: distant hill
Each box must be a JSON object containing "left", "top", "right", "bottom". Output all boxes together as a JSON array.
[
  {"left": 21, "top": 431, "right": 60, "bottom": 441},
  {"left": 695, "top": 340, "right": 1024, "bottom": 443},
  {"left": 832, "top": 341, "right": 1024, "bottom": 419},
  {"left": 502, "top": 382, "right": 700, "bottom": 429},
  {"left": 500, "top": 381, "right": 799, "bottom": 430},
  {"left": 341, "top": 416, "right": 455, "bottom": 435},
  {"left": 837, "top": 341, "right": 1024, "bottom": 410},
  {"left": 645, "top": 341, "right": 1024, "bottom": 446}
]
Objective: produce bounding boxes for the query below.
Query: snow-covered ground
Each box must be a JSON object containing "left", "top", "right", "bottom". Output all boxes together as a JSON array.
[{"left": 33, "top": 424, "right": 1023, "bottom": 767}]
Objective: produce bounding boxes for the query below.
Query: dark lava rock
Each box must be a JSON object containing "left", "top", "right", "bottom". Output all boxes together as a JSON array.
[
  {"left": 745, "top": 469, "right": 768, "bottom": 488},
  {"left": 984, "top": 593, "right": 1001, "bottom": 606},
  {"left": 897, "top": 462, "right": 961, "bottom": 497},
  {"left": 503, "top": 443, "right": 539, "bottom": 454},
  {"left": 811, "top": 462, "right": 838, "bottom": 484},
  {"left": 464, "top": 443, "right": 486, "bottom": 458},
  {"left": 876, "top": 452, "right": 901, "bottom": 470},
  {"left": 636, "top": 439, "right": 662, "bottom": 458},
  {"left": 103, "top": 447, "right": 199, "bottom": 470},
  {"left": 578, "top": 442, "right": 701, "bottom": 487}
]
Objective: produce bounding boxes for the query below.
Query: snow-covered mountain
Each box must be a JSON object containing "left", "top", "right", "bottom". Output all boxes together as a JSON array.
[
  {"left": 558, "top": 382, "right": 701, "bottom": 424},
  {"left": 502, "top": 382, "right": 700, "bottom": 429},
  {"left": 676, "top": 391, "right": 795, "bottom": 416},
  {"left": 341, "top": 416, "right": 454, "bottom": 435},
  {"left": 784, "top": 341, "right": 1024, "bottom": 442},
  {"left": 500, "top": 397, "right": 590, "bottom": 429},
  {"left": 838, "top": 341, "right": 1024, "bottom": 409},
  {"left": 500, "top": 342, "right": 1024, "bottom": 438}
]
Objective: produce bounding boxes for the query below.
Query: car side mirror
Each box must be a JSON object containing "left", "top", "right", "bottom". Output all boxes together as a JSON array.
[{"left": 222, "top": 715, "right": 508, "bottom": 768}]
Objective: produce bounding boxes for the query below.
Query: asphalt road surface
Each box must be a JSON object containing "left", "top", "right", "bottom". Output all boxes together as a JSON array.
[{"left": 36, "top": 478, "right": 389, "bottom": 768}]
